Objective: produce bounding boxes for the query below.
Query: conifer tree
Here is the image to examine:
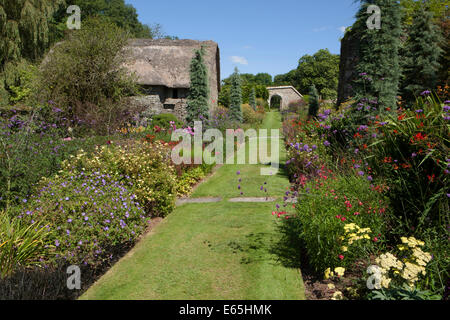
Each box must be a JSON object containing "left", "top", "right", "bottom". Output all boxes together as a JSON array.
[
  {"left": 249, "top": 87, "right": 256, "bottom": 110},
  {"left": 229, "top": 67, "right": 243, "bottom": 122},
  {"left": 352, "top": 0, "right": 403, "bottom": 110},
  {"left": 401, "top": 5, "right": 443, "bottom": 104},
  {"left": 308, "top": 84, "right": 319, "bottom": 119},
  {"left": 186, "top": 47, "right": 209, "bottom": 126}
]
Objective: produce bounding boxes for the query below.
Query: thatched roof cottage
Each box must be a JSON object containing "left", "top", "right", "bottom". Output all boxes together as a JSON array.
[{"left": 125, "top": 39, "right": 220, "bottom": 122}]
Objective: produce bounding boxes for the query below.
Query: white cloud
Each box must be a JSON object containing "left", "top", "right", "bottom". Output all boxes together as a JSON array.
[
  {"left": 230, "top": 56, "right": 248, "bottom": 65},
  {"left": 243, "top": 45, "right": 252, "bottom": 49},
  {"left": 338, "top": 26, "right": 347, "bottom": 33}
]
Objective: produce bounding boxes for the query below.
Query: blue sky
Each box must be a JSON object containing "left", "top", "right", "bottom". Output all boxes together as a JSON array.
[{"left": 126, "top": 0, "right": 360, "bottom": 80}]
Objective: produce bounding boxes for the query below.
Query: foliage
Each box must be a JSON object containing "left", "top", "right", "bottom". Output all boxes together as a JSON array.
[
  {"left": 39, "top": 17, "right": 139, "bottom": 134},
  {"left": 151, "top": 113, "right": 183, "bottom": 130},
  {"left": 242, "top": 104, "right": 264, "bottom": 125},
  {"left": 0, "top": 210, "right": 51, "bottom": 279},
  {"left": 292, "top": 172, "right": 387, "bottom": 273},
  {"left": 0, "top": 0, "right": 65, "bottom": 69},
  {"left": 16, "top": 171, "right": 148, "bottom": 268},
  {"left": 0, "top": 105, "right": 120, "bottom": 211},
  {"left": 229, "top": 68, "right": 243, "bottom": 122},
  {"left": 186, "top": 47, "right": 209, "bottom": 126},
  {"left": 399, "top": 0, "right": 448, "bottom": 24},
  {"left": 274, "top": 49, "right": 340, "bottom": 99},
  {"left": 175, "top": 165, "right": 213, "bottom": 197},
  {"left": 220, "top": 73, "right": 270, "bottom": 108},
  {"left": 0, "top": 60, "right": 40, "bottom": 106},
  {"left": 352, "top": 0, "right": 403, "bottom": 109},
  {"left": 61, "top": 141, "right": 177, "bottom": 218},
  {"left": 400, "top": 5, "right": 443, "bottom": 104},
  {"left": 308, "top": 85, "right": 319, "bottom": 118},
  {"left": 248, "top": 87, "right": 257, "bottom": 110}
]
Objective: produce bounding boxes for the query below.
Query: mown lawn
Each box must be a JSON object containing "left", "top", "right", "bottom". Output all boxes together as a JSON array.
[{"left": 80, "top": 112, "right": 305, "bottom": 300}]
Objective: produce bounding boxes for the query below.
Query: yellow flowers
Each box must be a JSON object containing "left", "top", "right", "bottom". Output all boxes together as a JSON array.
[
  {"left": 331, "top": 291, "right": 344, "bottom": 300},
  {"left": 372, "top": 236, "right": 431, "bottom": 289},
  {"left": 324, "top": 267, "right": 346, "bottom": 279},
  {"left": 342, "top": 222, "right": 372, "bottom": 245},
  {"left": 324, "top": 267, "right": 333, "bottom": 279},
  {"left": 118, "top": 126, "right": 146, "bottom": 135},
  {"left": 334, "top": 267, "right": 345, "bottom": 277},
  {"left": 400, "top": 236, "right": 424, "bottom": 248}
]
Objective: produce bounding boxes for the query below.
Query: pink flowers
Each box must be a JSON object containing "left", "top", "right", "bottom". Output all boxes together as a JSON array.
[{"left": 338, "top": 255, "right": 344, "bottom": 260}]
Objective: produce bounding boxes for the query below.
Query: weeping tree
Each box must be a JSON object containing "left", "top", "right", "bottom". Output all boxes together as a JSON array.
[
  {"left": 0, "top": 0, "right": 66, "bottom": 105},
  {"left": 229, "top": 67, "right": 243, "bottom": 122},
  {"left": 352, "top": 0, "right": 403, "bottom": 110},
  {"left": 0, "top": 0, "right": 66, "bottom": 69},
  {"left": 401, "top": 5, "right": 443, "bottom": 104},
  {"left": 186, "top": 47, "right": 209, "bottom": 126},
  {"left": 249, "top": 87, "right": 256, "bottom": 110},
  {"left": 308, "top": 84, "right": 319, "bottom": 119}
]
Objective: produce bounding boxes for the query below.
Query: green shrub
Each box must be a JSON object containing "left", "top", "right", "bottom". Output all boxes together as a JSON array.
[
  {"left": 294, "top": 174, "right": 388, "bottom": 273},
  {"left": 151, "top": 113, "right": 183, "bottom": 129},
  {"left": 61, "top": 141, "right": 177, "bottom": 217},
  {"left": 39, "top": 17, "right": 139, "bottom": 134},
  {"left": 0, "top": 210, "right": 51, "bottom": 279},
  {"left": 242, "top": 104, "right": 264, "bottom": 125},
  {"left": 175, "top": 166, "right": 206, "bottom": 197},
  {"left": 367, "top": 95, "right": 448, "bottom": 233},
  {"left": 0, "top": 106, "right": 121, "bottom": 210},
  {"left": 16, "top": 171, "right": 147, "bottom": 268}
]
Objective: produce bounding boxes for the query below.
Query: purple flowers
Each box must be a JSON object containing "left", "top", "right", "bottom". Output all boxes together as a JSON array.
[
  {"left": 420, "top": 90, "right": 431, "bottom": 96},
  {"left": 324, "top": 140, "right": 331, "bottom": 147}
]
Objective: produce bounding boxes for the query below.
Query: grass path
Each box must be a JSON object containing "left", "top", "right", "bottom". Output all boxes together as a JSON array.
[{"left": 80, "top": 112, "right": 305, "bottom": 300}]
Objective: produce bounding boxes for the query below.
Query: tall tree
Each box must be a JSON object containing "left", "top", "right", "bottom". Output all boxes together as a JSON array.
[
  {"left": 401, "top": 5, "right": 443, "bottom": 103},
  {"left": 229, "top": 67, "right": 243, "bottom": 122},
  {"left": 0, "top": 0, "right": 65, "bottom": 69},
  {"left": 249, "top": 87, "right": 256, "bottom": 110},
  {"left": 352, "top": 0, "right": 403, "bottom": 110},
  {"left": 308, "top": 84, "right": 319, "bottom": 119},
  {"left": 186, "top": 47, "right": 209, "bottom": 126},
  {"left": 273, "top": 49, "right": 340, "bottom": 99}
]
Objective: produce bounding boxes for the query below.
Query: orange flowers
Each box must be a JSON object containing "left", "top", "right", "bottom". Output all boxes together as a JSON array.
[{"left": 410, "top": 132, "right": 427, "bottom": 144}]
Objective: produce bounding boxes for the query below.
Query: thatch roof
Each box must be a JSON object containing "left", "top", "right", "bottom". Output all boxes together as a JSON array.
[{"left": 124, "top": 39, "right": 220, "bottom": 89}]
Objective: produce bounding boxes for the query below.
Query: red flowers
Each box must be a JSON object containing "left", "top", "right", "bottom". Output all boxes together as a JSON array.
[
  {"left": 338, "top": 255, "right": 344, "bottom": 260},
  {"left": 411, "top": 132, "right": 427, "bottom": 143}
]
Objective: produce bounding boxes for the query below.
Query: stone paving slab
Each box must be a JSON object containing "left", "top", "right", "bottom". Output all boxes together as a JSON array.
[
  {"left": 176, "top": 197, "right": 222, "bottom": 206},
  {"left": 228, "top": 197, "right": 277, "bottom": 203}
]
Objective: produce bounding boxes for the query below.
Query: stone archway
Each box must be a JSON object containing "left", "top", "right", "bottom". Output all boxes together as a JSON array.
[
  {"left": 267, "top": 86, "right": 304, "bottom": 111},
  {"left": 269, "top": 94, "right": 282, "bottom": 109}
]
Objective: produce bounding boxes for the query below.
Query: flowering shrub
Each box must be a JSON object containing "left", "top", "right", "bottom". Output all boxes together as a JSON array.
[
  {"left": 366, "top": 237, "right": 441, "bottom": 300},
  {"left": 242, "top": 104, "right": 264, "bottom": 125},
  {"left": 0, "top": 105, "right": 114, "bottom": 210},
  {"left": 61, "top": 141, "right": 177, "bottom": 217},
  {"left": 16, "top": 171, "right": 148, "bottom": 268},
  {"left": 281, "top": 90, "right": 449, "bottom": 297},
  {"left": 175, "top": 166, "right": 207, "bottom": 197},
  {"left": 292, "top": 173, "right": 388, "bottom": 273}
]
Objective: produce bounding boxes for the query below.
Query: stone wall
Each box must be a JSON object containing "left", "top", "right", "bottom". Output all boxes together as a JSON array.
[
  {"left": 128, "top": 93, "right": 188, "bottom": 125},
  {"left": 267, "top": 86, "right": 304, "bottom": 111},
  {"left": 337, "top": 30, "right": 360, "bottom": 107}
]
